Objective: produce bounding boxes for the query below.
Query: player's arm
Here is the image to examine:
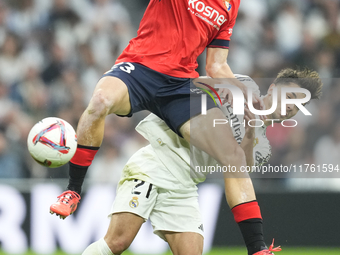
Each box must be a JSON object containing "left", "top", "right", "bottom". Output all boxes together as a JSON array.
[
  {"left": 205, "top": 47, "right": 247, "bottom": 105},
  {"left": 205, "top": 47, "right": 265, "bottom": 112},
  {"left": 205, "top": 47, "right": 247, "bottom": 95},
  {"left": 240, "top": 106, "right": 255, "bottom": 167}
]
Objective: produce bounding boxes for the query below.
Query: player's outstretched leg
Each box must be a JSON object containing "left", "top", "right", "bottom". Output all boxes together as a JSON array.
[
  {"left": 50, "top": 76, "right": 131, "bottom": 218},
  {"left": 82, "top": 212, "right": 144, "bottom": 255},
  {"left": 179, "top": 108, "right": 280, "bottom": 255},
  {"left": 180, "top": 108, "right": 255, "bottom": 207}
]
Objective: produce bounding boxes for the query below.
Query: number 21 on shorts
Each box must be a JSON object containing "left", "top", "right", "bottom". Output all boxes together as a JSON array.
[{"left": 131, "top": 179, "right": 153, "bottom": 199}]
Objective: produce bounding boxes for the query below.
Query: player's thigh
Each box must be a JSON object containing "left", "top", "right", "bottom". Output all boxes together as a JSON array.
[
  {"left": 90, "top": 76, "right": 131, "bottom": 116},
  {"left": 104, "top": 212, "right": 144, "bottom": 250},
  {"left": 162, "top": 231, "right": 203, "bottom": 255},
  {"left": 179, "top": 107, "right": 241, "bottom": 159}
]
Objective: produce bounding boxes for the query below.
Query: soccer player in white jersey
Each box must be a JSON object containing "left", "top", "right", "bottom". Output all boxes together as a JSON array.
[{"left": 81, "top": 68, "right": 323, "bottom": 255}]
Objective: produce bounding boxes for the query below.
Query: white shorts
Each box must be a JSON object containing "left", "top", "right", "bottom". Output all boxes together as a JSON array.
[{"left": 110, "top": 179, "right": 204, "bottom": 241}]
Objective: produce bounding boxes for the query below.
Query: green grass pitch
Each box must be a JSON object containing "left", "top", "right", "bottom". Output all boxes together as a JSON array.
[{"left": 2, "top": 247, "right": 340, "bottom": 255}]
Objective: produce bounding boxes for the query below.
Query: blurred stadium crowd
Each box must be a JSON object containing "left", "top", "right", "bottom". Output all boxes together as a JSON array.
[{"left": 0, "top": 0, "right": 339, "bottom": 191}]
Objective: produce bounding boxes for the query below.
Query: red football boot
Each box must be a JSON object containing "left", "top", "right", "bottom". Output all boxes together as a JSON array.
[
  {"left": 253, "top": 239, "right": 282, "bottom": 255},
  {"left": 50, "top": 190, "right": 81, "bottom": 219}
]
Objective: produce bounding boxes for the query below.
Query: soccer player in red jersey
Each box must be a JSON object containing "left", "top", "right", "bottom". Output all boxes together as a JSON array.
[{"left": 49, "top": 1, "right": 284, "bottom": 254}]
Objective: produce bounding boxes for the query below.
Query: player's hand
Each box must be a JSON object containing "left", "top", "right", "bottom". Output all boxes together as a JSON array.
[
  {"left": 251, "top": 93, "right": 267, "bottom": 121},
  {"left": 218, "top": 88, "right": 234, "bottom": 105},
  {"left": 219, "top": 87, "right": 267, "bottom": 121},
  {"left": 242, "top": 90, "right": 267, "bottom": 121}
]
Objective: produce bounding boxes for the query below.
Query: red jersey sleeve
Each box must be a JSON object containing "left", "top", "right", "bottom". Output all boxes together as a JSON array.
[{"left": 208, "top": 0, "right": 240, "bottom": 49}]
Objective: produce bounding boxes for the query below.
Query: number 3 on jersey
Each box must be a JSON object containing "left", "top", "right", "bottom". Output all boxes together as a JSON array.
[{"left": 115, "top": 62, "right": 135, "bottom": 74}]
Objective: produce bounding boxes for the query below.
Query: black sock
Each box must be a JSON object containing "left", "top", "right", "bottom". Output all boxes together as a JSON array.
[
  {"left": 67, "top": 162, "right": 88, "bottom": 195},
  {"left": 238, "top": 218, "right": 267, "bottom": 255}
]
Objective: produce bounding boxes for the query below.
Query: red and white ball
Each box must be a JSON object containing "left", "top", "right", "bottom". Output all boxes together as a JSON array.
[{"left": 27, "top": 117, "right": 77, "bottom": 168}]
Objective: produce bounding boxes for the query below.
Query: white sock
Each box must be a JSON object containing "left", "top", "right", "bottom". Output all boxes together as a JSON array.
[
  {"left": 98, "top": 238, "right": 114, "bottom": 255},
  {"left": 82, "top": 238, "right": 113, "bottom": 255}
]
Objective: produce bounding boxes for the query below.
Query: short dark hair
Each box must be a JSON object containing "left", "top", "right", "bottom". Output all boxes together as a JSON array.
[{"left": 274, "top": 68, "right": 323, "bottom": 100}]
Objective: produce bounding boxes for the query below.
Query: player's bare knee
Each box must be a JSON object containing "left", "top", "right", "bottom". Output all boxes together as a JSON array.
[
  {"left": 87, "top": 90, "right": 114, "bottom": 118},
  {"left": 231, "top": 146, "right": 246, "bottom": 163},
  {"left": 220, "top": 145, "right": 246, "bottom": 167}
]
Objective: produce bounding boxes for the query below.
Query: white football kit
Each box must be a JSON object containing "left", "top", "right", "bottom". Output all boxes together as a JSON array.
[{"left": 110, "top": 75, "right": 272, "bottom": 240}]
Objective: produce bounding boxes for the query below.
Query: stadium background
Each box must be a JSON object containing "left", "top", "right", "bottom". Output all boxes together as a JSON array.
[{"left": 0, "top": 0, "right": 339, "bottom": 254}]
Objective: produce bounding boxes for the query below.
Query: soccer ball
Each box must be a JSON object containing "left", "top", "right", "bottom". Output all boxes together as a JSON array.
[{"left": 27, "top": 117, "right": 77, "bottom": 168}]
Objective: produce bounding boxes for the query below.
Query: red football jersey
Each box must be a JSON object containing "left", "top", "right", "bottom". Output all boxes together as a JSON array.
[{"left": 116, "top": 0, "right": 240, "bottom": 78}]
